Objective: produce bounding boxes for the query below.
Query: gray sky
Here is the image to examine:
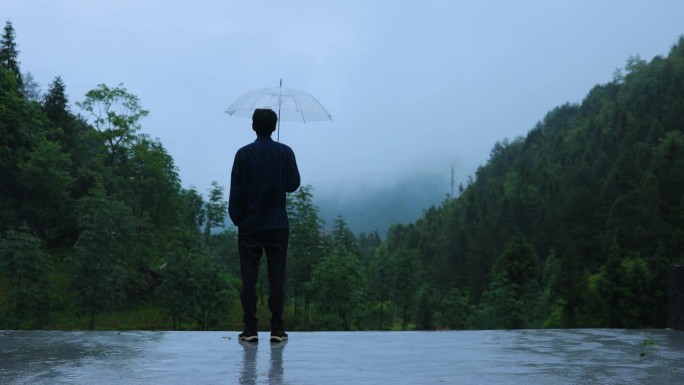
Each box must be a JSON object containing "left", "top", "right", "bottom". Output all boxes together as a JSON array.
[{"left": 3, "top": 0, "right": 684, "bottom": 200}]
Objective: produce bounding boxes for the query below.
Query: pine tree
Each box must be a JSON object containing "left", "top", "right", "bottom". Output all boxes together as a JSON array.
[
  {"left": 286, "top": 185, "right": 325, "bottom": 325},
  {"left": 21, "top": 71, "right": 40, "bottom": 101},
  {"left": 0, "top": 20, "right": 23, "bottom": 92},
  {"left": 43, "top": 76, "right": 69, "bottom": 124}
]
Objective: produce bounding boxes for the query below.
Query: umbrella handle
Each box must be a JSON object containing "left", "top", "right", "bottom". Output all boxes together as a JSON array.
[{"left": 277, "top": 79, "right": 282, "bottom": 142}]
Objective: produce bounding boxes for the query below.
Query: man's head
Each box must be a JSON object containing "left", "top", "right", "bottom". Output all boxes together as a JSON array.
[{"left": 252, "top": 108, "right": 278, "bottom": 137}]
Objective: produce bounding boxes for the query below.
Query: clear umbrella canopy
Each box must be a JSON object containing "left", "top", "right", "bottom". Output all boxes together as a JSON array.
[
  {"left": 225, "top": 86, "right": 332, "bottom": 123},
  {"left": 225, "top": 80, "right": 332, "bottom": 141}
]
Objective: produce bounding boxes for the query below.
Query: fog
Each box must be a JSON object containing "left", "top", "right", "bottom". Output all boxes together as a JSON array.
[{"left": 3, "top": 0, "right": 684, "bottom": 205}]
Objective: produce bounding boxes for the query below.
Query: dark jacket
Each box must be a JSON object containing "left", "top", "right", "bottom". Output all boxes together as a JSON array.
[{"left": 228, "top": 137, "right": 300, "bottom": 230}]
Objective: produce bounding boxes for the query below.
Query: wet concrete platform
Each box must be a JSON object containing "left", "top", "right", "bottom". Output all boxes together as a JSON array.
[{"left": 1, "top": 329, "right": 683, "bottom": 384}]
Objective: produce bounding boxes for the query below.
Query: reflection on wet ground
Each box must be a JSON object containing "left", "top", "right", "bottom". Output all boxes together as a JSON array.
[{"left": 1, "top": 329, "right": 683, "bottom": 384}]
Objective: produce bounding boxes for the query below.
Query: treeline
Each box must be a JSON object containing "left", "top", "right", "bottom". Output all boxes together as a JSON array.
[
  {"left": 0, "top": 20, "right": 238, "bottom": 330},
  {"left": 289, "top": 36, "right": 684, "bottom": 330},
  {"left": 2, "top": 19, "right": 683, "bottom": 331},
  {"left": 0, "top": 20, "right": 407, "bottom": 331},
  {"left": 290, "top": 36, "right": 684, "bottom": 330},
  {"left": 379, "top": 37, "right": 684, "bottom": 329}
]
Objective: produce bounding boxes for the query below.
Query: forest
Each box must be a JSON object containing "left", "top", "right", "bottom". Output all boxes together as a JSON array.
[{"left": 1, "top": 20, "right": 683, "bottom": 331}]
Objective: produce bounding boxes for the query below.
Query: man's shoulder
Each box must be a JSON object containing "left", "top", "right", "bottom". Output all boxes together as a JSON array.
[
  {"left": 275, "top": 141, "right": 295, "bottom": 152},
  {"left": 236, "top": 141, "right": 258, "bottom": 153},
  {"left": 237, "top": 139, "right": 295, "bottom": 154},
  {"left": 262, "top": 140, "right": 295, "bottom": 154}
]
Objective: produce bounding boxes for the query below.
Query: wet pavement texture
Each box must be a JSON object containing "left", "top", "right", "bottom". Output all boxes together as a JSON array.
[{"left": 1, "top": 329, "right": 683, "bottom": 384}]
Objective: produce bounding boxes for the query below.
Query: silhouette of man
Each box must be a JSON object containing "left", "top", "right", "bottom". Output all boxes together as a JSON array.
[{"left": 229, "top": 108, "right": 300, "bottom": 343}]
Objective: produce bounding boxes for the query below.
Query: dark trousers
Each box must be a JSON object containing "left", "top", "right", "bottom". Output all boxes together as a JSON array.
[{"left": 238, "top": 228, "right": 289, "bottom": 331}]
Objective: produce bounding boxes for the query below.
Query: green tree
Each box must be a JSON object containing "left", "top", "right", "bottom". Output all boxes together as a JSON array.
[
  {"left": 21, "top": 71, "right": 40, "bottom": 101},
  {"left": 76, "top": 83, "right": 149, "bottom": 165},
  {"left": 127, "top": 137, "right": 181, "bottom": 228},
  {"left": 490, "top": 232, "right": 540, "bottom": 291},
  {"left": 179, "top": 187, "right": 206, "bottom": 236},
  {"left": 389, "top": 247, "right": 421, "bottom": 330},
  {"left": 435, "top": 288, "right": 470, "bottom": 330},
  {"left": 476, "top": 274, "right": 524, "bottom": 329},
  {"left": 367, "top": 245, "right": 393, "bottom": 329},
  {"left": 17, "top": 137, "right": 73, "bottom": 240},
  {"left": 286, "top": 185, "right": 324, "bottom": 325},
  {"left": 158, "top": 232, "right": 236, "bottom": 330},
  {"left": 0, "top": 20, "right": 23, "bottom": 92},
  {"left": 0, "top": 228, "right": 52, "bottom": 329},
  {"left": 415, "top": 285, "right": 436, "bottom": 330},
  {"left": 0, "top": 66, "right": 29, "bottom": 233},
  {"left": 332, "top": 215, "right": 359, "bottom": 255},
  {"left": 208, "top": 228, "right": 240, "bottom": 275},
  {"left": 309, "top": 250, "right": 364, "bottom": 330},
  {"left": 204, "top": 181, "right": 227, "bottom": 244},
  {"left": 476, "top": 232, "right": 540, "bottom": 329},
  {"left": 157, "top": 235, "right": 201, "bottom": 330},
  {"left": 615, "top": 254, "right": 655, "bottom": 328},
  {"left": 42, "top": 76, "right": 70, "bottom": 129},
  {"left": 538, "top": 251, "right": 567, "bottom": 328},
  {"left": 192, "top": 259, "right": 235, "bottom": 330},
  {"left": 70, "top": 188, "right": 139, "bottom": 329}
]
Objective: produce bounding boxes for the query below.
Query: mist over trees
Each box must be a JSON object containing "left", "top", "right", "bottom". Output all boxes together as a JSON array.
[
  {"left": 1, "top": 20, "right": 682, "bottom": 330},
  {"left": 315, "top": 172, "right": 449, "bottom": 236}
]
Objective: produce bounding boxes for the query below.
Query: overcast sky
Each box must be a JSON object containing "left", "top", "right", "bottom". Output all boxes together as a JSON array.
[{"left": 3, "top": 1, "right": 684, "bottom": 200}]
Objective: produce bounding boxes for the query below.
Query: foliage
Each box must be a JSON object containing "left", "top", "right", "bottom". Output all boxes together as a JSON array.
[
  {"left": 76, "top": 83, "right": 149, "bottom": 165},
  {"left": 286, "top": 185, "right": 325, "bottom": 325},
  {"left": 157, "top": 232, "right": 236, "bottom": 330},
  {"left": 0, "top": 20, "right": 22, "bottom": 91},
  {"left": 1, "top": 21, "right": 682, "bottom": 331},
  {"left": 204, "top": 180, "right": 227, "bottom": 244},
  {"left": 70, "top": 189, "right": 139, "bottom": 329},
  {"left": 374, "top": 36, "right": 684, "bottom": 329},
  {"left": 309, "top": 248, "right": 365, "bottom": 330},
  {"left": 0, "top": 228, "right": 52, "bottom": 329},
  {"left": 21, "top": 71, "right": 41, "bottom": 101}
]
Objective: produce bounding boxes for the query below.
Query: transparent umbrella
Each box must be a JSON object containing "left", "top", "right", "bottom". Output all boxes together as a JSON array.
[{"left": 225, "top": 79, "right": 332, "bottom": 141}]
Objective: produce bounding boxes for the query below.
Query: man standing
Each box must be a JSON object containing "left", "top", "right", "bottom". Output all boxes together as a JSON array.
[{"left": 229, "top": 108, "right": 300, "bottom": 343}]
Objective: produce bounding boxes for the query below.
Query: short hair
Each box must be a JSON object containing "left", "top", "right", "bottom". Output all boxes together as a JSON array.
[{"left": 252, "top": 108, "right": 278, "bottom": 136}]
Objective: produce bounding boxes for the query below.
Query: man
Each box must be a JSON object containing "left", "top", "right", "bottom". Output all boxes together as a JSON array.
[{"left": 229, "top": 108, "right": 300, "bottom": 343}]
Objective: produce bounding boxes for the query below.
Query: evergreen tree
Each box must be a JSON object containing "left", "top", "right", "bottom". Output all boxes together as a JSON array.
[
  {"left": 17, "top": 136, "right": 73, "bottom": 239},
  {"left": 390, "top": 247, "right": 421, "bottom": 330},
  {"left": 367, "top": 244, "right": 393, "bottom": 329},
  {"left": 435, "top": 288, "right": 471, "bottom": 330},
  {"left": 0, "top": 66, "right": 27, "bottom": 233},
  {"left": 331, "top": 215, "right": 359, "bottom": 255},
  {"left": 21, "top": 71, "right": 40, "bottom": 101},
  {"left": 0, "top": 20, "right": 23, "bottom": 92},
  {"left": 286, "top": 185, "right": 324, "bottom": 325},
  {"left": 43, "top": 76, "right": 69, "bottom": 126}
]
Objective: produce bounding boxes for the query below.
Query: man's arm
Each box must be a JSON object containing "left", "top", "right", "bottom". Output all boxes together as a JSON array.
[
  {"left": 228, "top": 153, "right": 243, "bottom": 227},
  {"left": 286, "top": 150, "right": 301, "bottom": 193}
]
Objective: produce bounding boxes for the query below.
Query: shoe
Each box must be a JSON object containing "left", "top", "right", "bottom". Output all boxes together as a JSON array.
[
  {"left": 270, "top": 330, "right": 288, "bottom": 342},
  {"left": 239, "top": 329, "right": 258, "bottom": 342}
]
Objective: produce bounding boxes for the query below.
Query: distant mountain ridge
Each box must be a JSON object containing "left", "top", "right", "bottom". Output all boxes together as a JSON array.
[{"left": 313, "top": 172, "right": 450, "bottom": 236}]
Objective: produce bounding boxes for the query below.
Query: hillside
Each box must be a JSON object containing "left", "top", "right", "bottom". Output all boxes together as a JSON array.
[{"left": 386, "top": 37, "right": 684, "bottom": 328}]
